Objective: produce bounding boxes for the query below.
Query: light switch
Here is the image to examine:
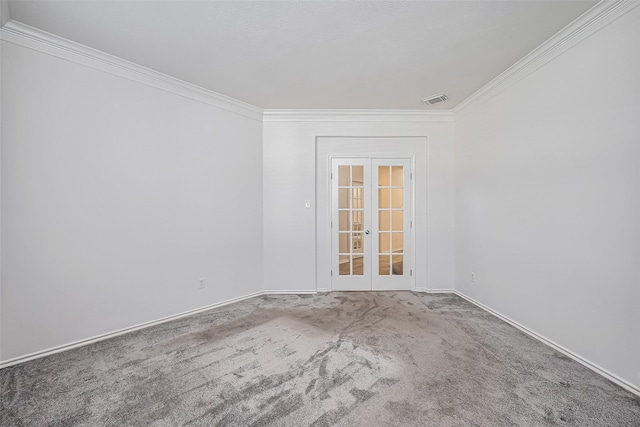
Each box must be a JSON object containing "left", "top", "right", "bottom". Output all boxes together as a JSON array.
[{"left": 305, "top": 200, "right": 311, "bottom": 208}]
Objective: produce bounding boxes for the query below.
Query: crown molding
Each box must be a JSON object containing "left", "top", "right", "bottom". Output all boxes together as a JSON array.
[
  {"left": 263, "top": 109, "right": 454, "bottom": 123},
  {"left": 2, "top": 1, "right": 635, "bottom": 124},
  {"left": 0, "top": 20, "right": 264, "bottom": 121},
  {"left": 453, "top": 0, "right": 640, "bottom": 119}
]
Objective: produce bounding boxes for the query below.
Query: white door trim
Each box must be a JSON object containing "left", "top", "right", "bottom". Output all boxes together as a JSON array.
[{"left": 316, "top": 137, "right": 427, "bottom": 292}]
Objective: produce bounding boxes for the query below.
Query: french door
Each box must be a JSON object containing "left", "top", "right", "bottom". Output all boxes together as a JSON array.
[{"left": 331, "top": 158, "right": 412, "bottom": 291}]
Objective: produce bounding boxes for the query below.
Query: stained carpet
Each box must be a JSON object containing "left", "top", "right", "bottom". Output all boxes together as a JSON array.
[{"left": 1, "top": 292, "right": 639, "bottom": 426}]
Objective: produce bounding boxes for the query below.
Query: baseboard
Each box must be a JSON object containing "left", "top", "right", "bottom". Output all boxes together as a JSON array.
[
  {"left": 262, "top": 290, "right": 318, "bottom": 294},
  {"left": 0, "top": 290, "right": 265, "bottom": 369},
  {"left": 414, "top": 287, "right": 427, "bottom": 293},
  {"left": 9, "top": 287, "right": 636, "bottom": 399},
  {"left": 454, "top": 291, "right": 640, "bottom": 397},
  {"left": 316, "top": 287, "right": 329, "bottom": 293},
  {"left": 0, "top": 289, "right": 329, "bottom": 369}
]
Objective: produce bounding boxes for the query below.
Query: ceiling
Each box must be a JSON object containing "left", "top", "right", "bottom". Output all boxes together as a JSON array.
[{"left": 6, "top": 1, "right": 597, "bottom": 110}]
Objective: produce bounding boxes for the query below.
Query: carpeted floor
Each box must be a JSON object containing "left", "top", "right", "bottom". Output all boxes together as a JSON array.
[{"left": 1, "top": 292, "right": 639, "bottom": 426}]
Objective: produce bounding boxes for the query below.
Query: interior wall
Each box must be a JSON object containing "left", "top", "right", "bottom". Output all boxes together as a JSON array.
[
  {"left": 454, "top": 6, "right": 640, "bottom": 391},
  {"left": 0, "top": 1, "right": 9, "bottom": 27},
  {"left": 0, "top": 40, "right": 263, "bottom": 361},
  {"left": 0, "top": 7, "right": 6, "bottom": 360},
  {"left": 263, "top": 119, "right": 454, "bottom": 292}
]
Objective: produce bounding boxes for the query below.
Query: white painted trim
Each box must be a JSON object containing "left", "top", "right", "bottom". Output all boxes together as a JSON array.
[
  {"left": 262, "top": 290, "right": 317, "bottom": 295},
  {"left": 425, "top": 141, "right": 431, "bottom": 290},
  {"left": 1, "top": 1, "right": 633, "bottom": 125},
  {"left": 4, "top": 287, "right": 637, "bottom": 398},
  {"left": 424, "top": 288, "right": 455, "bottom": 294},
  {"left": 317, "top": 138, "right": 428, "bottom": 293},
  {"left": 0, "top": 7, "right": 3, "bottom": 359},
  {"left": 454, "top": 291, "right": 640, "bottom": 397},
  {"left": 263, "top": 109, "right": 454, "bottom": 123},
  {"left": 453, "top": 0, "right": 640, "bottom": 119},
  {"left": 0, "top": 289, "right": 328, "bottom": 369},
  {"left": 0, "top": 20, "right": 263, "bottom": 121},
  {"left": 2, "top": 1, "right": 632, "bottom": 125},
  {"left": 414, "top": 287, "right": 428, "bottom": 293},
  {"left": 0, "top": 291, "right": 262, "bottom": 368},
  {"left": 328, "top": 156, "right": 416, "bottom": 292},
  {"left": 316, "top": 288, "right": 330, "bottom": 293}
]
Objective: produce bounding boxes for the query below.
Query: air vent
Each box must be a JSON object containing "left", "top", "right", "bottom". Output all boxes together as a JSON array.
[{"left": 422, "top": 93, "right": 449, "bottom": 105}]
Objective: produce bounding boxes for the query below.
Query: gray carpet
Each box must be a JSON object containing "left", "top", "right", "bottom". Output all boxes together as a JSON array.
[{"left": 1, "top": 292, "right": 639, "bottom": 426}]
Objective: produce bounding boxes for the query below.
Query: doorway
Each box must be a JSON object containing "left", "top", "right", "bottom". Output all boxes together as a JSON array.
[{"left": 331, "top": 158, "right": 412, "bottom": 291}]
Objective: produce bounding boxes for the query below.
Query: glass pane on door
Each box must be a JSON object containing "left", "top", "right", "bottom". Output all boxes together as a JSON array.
[
  {"left": 379, "top": 255, "right": 390, "bottom": 275},
  {"left": 378, "top": 164, "right": 404, "bottom": 276},
  {"left": 379, "top": 210, "right": 390, "bottom": 231},
  {"left": 337, "top": 165, "right": 366, "bottom": 276},
  {"left": 339, "top": 255, "right": 351, "bottom": 275},
  {"left": 339, "top": 211, "right": 350, "bottom": 231},
  {"left": 392, "top": 255, "right": 403, "bottom": 275}
]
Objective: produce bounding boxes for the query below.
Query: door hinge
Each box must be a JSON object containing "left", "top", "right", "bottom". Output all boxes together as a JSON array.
[
  {"left": 331, "top": 220, "right": 333, "bottom": 228},
  {"left": 331, "top": 172, "right": 333, "bottom": 179},
  {"left": 410, "top": 269, "right": 413, "bottom": 276},
  {"left": 410, "top": 172, "right": 413, "bottom": 179},
  {"left": 410, "top": 220, "right": 413, "bottom": 228},
  {"left": 331, "top": 270, "right": 333, "bottom": 276}
]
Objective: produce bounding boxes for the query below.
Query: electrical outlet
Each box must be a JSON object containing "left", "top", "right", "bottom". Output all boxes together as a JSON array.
[
  {"left": 199, "top": 278, "right": 205, "bottom": 289},
  {"left": 471, "top": 272, "right": 476, "bottom": 283}
]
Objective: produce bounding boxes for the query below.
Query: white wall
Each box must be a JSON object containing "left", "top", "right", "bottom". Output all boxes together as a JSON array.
[
  {"left": 3, "top": 2, "right": 636, "bottom": 395},
  {"left": 0, "top": 4, "right": 6, "bottom": 360},
  {"left": 263, "top": 117, "right": 455, "bottom": 292},
  {"left": 454, "top": 6, "right": 640, "bottom": 391},
  {"left": 0, "top": 40, "right": 263, "bottom": 360},
  {"left": 0, "top": 1, "right": 9, "bottom": 27}
]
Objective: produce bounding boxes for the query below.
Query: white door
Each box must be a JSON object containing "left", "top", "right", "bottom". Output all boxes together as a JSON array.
[{"left": 331, "top": 158, "right": 412, "bottom": 291}]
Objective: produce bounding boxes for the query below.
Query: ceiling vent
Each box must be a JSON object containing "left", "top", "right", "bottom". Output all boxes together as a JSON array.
[{"left": 422, "top": 93, "right": 449, "bottom": 105}]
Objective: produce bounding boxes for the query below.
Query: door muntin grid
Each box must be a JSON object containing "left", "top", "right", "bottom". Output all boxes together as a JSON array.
[
  {"left": 337, "top": 165, "right": 365, "bottom": 276},
  {"left": 332, "top": 158, "right": 411, "bottom": 291},
  {"left": 377, "top": 165, "right": 404, "bottom": 276}
]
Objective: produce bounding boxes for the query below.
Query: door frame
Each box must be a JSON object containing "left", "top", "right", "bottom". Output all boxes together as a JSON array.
[
  {"left": 316, "top": 137, "right": 427, "bottom": 292},
  {"left": 330, "top": 157, "right": 413, "bottom": 291}
]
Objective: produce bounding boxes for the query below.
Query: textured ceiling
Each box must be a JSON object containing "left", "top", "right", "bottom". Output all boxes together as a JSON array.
[{"left": 6, "top": 1, "right": 597, "bottom": 109}]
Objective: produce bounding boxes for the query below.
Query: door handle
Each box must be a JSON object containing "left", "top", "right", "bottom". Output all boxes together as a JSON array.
[{"left": 365, "top": 230, "right": 370, "bottom": 235}]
